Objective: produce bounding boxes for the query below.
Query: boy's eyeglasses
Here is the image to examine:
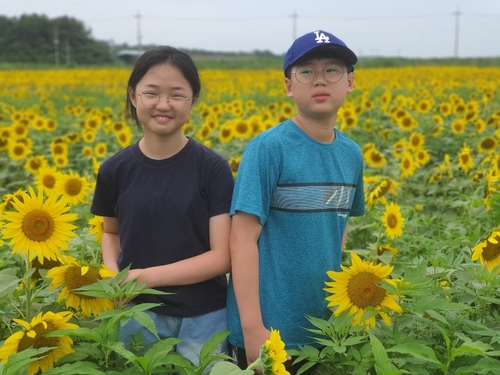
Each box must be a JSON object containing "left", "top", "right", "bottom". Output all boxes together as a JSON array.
[
  {"left": 292, "top": 64, "right": 347, "bottom": 84},
  {"left": 138, "top": 91, "right": 191, "bottom": 109}
]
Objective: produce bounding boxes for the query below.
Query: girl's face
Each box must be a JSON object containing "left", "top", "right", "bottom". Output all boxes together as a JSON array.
[{"left": 129, "top": 63, "right": 195, "bottom": 138}]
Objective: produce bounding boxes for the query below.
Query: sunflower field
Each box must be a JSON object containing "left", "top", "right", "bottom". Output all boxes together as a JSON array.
[{"left": 0, "top": 65, "right": 499, "bottom": 375}]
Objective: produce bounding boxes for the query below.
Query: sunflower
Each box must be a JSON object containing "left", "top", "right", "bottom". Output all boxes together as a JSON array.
[
  {"left": 399, "top": 152, "right": 418, "bottom": 179},
  {"left": 45, "top": 119, "right": 57, "bottom": 132},
  {"left": 363, "top": 148, "right": 387, "bottom": 169},
  {"left": 82, "top": 146, "right": 93, "bottom": 158},
  {"left": 396, "top": 115, "right": 418, "bottom": 132},
  {"left": 483, "top": 170, "right": 500, "bottom": 211},
  {"left": 366, "top": 178, "right": 399, "bottom": 207},
  {"left": 47, "top": 261, "right": 116, "bottom": 317},
  {"left": 408, "top": 132, "right": 425, "bottom": 151},
  {"left": 196, "top": 124, "right": 212, "bottom": 141},
  {"left": 0, "top": 189, "right": 27, "bottom": 213},
  {"left": 94, "top": 142, "right": 108, "bottom": 158},
  {"left": 84, "top": 115, "right": 102, "bottom": 131},
  {"left": 24, "top": 155, "right": 49, "bottom": 176},
  {"left": 82, "top": 129, "right": 96, "bottom": 143},
  {"left": 218, "top": 124, "right": 234, "bottom": 143},
  {"left": 477, "top": 136, "right": 498, "bottom": 153},
  {"left": 325, "top": 252, "right": 402, "bottom": 329},
  {"left": 382, "top": 202, "right": 405, "bottom": 240},
  {"left": 115, "top": 128, "right": 132, "bottom": 148},
  {"left": 8, "top": 140, "right": 32, "bottom": 161},
  {"left": 232, "top": 119, "right": 253, "bottom": 140},
  {"left": 341, "top": 115, "right": 358, "bottom": 131},
  {"left": 492, "top": 155, "right": 500, "bottom": 175},
  {"left": 53, "top": 154, "right": 69, "bottom": 168},
  {"left": 31, "top": 254, "right": 77, "bottom": 280},
  {"left": 457, "top": 143, "right": 474, "bottom": 173},
  {"left": 92, "top": 157, "right": 101, "bottom": 175},
  {"left": 88, "top": 215, "right": 104, "bottom": 242},
  {"left": 1, "top": 186, "right": 78, "bottom": 264},
  {"left": 0, "top": 311, "right": 78, "bottom": 375},
  {"left": 376, "top": 244, "right": 398, "bottom": 257},
  {"left": 432, "top": 114, "right": 444, "bottom": 126},
  {"left": 450, "top": 119, "right": 466, "bottom": 134},
  {"left": 0, "top": 135, "right": 9, "bottom": 152},
  {"left": 415, "top": 148, "right": 431, "bottom": 166},
  {"left": 35, "top": 166, "right": 61, "bottom": 195},
  {"left": 438, "top": 102, "right": 452, "bottom": 116},
  {"left": 392, "top": 139, "right": 407, "bottom": 159},
  {"left": 54, "top": 170, "right": 94, "bottom": 206},
  {"left": 65, "top": 131, "right": 80, "bottom": 144},
  {"left": 247, "top": 328, "right": 290, "bottom": 375},
  {"left": 228, "top": 155, "right": 242, "bottom": 178},
  {"left": 472, "top": 229, "right": 500, "bottom": 272},
  {"left": 416, "top": 99, "right": 433, "bottom": 114},
  {"left": 50, "top": 140, "right": 68, "bottom": 159}
]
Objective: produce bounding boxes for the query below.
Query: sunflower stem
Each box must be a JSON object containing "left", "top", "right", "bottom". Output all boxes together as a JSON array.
[
  {"left": 246, "top": 358, "right": 263, "bottom": 371},
  {"left": 24, "top": 256, "right": 33, "bottom": 321}
]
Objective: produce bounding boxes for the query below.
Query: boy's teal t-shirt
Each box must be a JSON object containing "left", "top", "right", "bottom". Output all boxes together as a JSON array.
[{"left": 227, "top": 119, "right": 365, "bottom": 349}]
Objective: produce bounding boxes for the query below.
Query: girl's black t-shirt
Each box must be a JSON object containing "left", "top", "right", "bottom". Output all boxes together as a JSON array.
[{"left": 91, "top": 138, "right": 234, "bottom": 317}]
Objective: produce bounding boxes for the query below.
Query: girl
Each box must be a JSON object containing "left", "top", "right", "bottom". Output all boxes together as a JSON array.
[{"left": 91, "top": 46, "right": 234, "bottom": 364}]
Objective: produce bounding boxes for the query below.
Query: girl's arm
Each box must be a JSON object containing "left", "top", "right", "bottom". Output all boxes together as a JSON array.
[
  {"left": 102, "top": 216, "right": 121, "bottom": 273},
  {"left": 125, "top": 212, "right": 231, "bottom": 286}
]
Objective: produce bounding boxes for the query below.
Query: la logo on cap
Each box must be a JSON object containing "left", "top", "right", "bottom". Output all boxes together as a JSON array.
[{"left": 313, "top": 31, "right": 330, "bottom": 44}]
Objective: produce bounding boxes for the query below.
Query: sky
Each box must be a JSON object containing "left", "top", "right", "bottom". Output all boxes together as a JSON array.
[{"left": 3, "top": 0, "right": 500, "bottom": 58}]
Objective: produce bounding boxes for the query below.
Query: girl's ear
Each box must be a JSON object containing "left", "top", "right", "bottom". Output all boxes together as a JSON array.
[
  {"left": 189, "top": 95, "right": 198, "bottom": 110},
  {"left": 128, "top": 87, "right": 137, "bottom": 107}
]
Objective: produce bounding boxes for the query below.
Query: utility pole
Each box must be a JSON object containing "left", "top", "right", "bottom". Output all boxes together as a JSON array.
[
  {"left": 54, "top": 26, "right": 60, "bottom": 66},
  {"left": 290, "top": 9, "right": 298, "bottom": 40},
  {"left": 135, "top": 10, "right": 142, "bottom": 49},
  {"left": 452, "top": 6, "right": 461, "bottom": 58},
  {"left": 65, "top": 38, "right": 71, "bottom": 65}
]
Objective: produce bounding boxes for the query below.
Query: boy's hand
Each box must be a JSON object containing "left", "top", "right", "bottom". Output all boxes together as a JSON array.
[{"left": 243, "top": 325, "right": 271, "bottom": 366}]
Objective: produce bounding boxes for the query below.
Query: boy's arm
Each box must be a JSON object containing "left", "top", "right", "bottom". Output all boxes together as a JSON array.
[
  {"left": 101, "top": 216, "right": 121, "bottom": 273},
  {"left": 230, "top": 211, "right": 270, "bottom": 365}
]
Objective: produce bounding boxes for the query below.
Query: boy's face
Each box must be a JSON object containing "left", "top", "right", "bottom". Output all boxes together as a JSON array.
[{"left": 285, "top": 57, "right": 353, "bottom": 120}]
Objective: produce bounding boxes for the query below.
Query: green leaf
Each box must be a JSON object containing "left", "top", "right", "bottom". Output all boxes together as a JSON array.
[
  {"left": 197, "top": 330, "right": 230, "bottom": 367},
  {"left": 450, "top": 341, "right": 493, "bottom": 359},
  {"left": 369, "top": 332, "right": 394, "bottom": 375},
  {"left": 209, "top": 361, "right": 254, "bottom": 375},
  {"left": 42, "top": 361, "right": 104, "bottom": 375},
  {"left": 0, "top": 274, "right": 19, "bottom": 298},
  {"left": 2, "top": 348, "right": 52, "bottom": 374},
  {"left": 143, "top": 337, "right": 181, "bottom": 369},
  {"left": 131, "top": 311, "right": 160, "bottom": 339},
  {"left": 423, "top": 309, "right": 449, "bottom": 326},
  {"left": 455, "top": 357, "right": 500, "bottom": 375},
  {"left": 386, "top": 343, "right": 441, "bottom": 364}
]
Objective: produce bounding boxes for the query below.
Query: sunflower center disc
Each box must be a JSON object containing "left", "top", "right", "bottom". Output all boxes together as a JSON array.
[
  {"left": 22, "top": 209, "right": 55, "bottom": 241},
  {"left": 482, "top": 235, "right": 500, "bottom": 262},
  {"left": 347, "top": 272, "right": 386, "bottom": 308}
]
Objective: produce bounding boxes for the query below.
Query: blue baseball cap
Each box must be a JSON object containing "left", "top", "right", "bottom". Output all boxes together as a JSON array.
[{"left": 283, "top": 30, "right": 357, "bottom": 73}]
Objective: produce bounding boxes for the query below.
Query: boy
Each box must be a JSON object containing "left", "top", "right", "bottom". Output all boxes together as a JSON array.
[{"left": 227, "top": 30, "right": 365, "bottom": 374}]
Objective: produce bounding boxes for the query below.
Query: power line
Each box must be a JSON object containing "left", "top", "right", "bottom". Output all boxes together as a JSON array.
[
  {"left": 134, "top": 10, "right": 142, "bottom": 49},
  {"left": 453, "top": 7, "right": 461, "bottom": 58},
  {"left": 289, "top": 9, "right": 298, "bottom": 41}
]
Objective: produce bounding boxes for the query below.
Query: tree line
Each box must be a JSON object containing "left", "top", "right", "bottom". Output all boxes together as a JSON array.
[{"left": 0, "top": 14, "right": 114, "bottom": 65}]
